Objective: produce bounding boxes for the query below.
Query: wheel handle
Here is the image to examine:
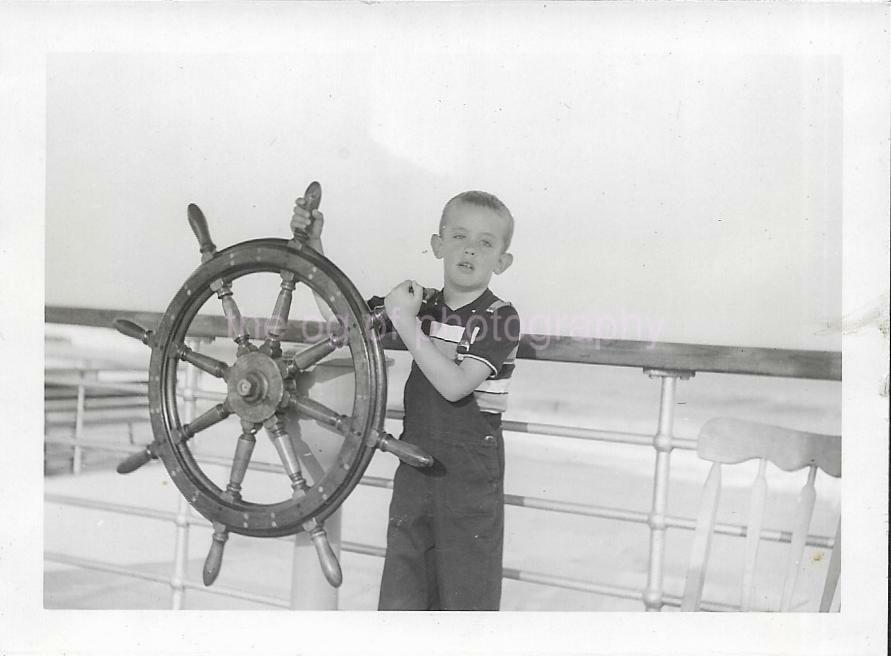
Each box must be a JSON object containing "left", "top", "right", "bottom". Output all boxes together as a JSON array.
[
  {"left": 375, "top": 431, "right": 434, "bottom": 468},
  {"left": 115, "top": 443, "right": 159, "bottom": 474},
  {"left": 113, "top": 318, "right": 155, "bottom": 347},
  {"left": 291, "top": 181, "right": 322, "bottom": 242},
  {"left": 371, "top": 286, "right": 437, "bottom": 331},
  {"left": 187, "top": 203, "right": 217, "bottom": 262}
]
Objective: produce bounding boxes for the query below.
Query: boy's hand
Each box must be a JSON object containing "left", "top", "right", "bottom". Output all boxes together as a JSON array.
[
  {"left": 385, "top": 280, "right": 423, "bottom": 329},
  {"left": 291, "top": 197, "right": 325, "bottom": 242}
]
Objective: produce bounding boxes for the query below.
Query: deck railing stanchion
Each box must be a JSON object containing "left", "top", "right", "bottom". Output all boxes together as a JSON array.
[
  {"left": 643, "top": 368, "right": 693, "bottom": 611},
  {"left": 171, "top": 496, "right": 191, "bottom": 610},
  {"left": 170, "top": 338, "right": 202, "bottom": 609},
  {"left": 290, "top": 509, "right": 341, "bottom": 609},
  {"left": 72, "top": 362, "right": 86, "bottom": 475}
]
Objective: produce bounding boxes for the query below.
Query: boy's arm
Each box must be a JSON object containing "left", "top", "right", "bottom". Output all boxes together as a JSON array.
[
  {"left": 291, "top": 198, "right": 335, "bottom": 322},
  {"left": 386, "top": 282, "right": 492, "bottom": 402}
]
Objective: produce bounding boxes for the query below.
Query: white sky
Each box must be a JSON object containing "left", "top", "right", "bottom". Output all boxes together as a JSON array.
[{"left": 44, "top": 18, "right": 842, "bottom": 349}]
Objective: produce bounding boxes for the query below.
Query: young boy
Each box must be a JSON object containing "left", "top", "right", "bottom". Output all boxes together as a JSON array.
[{"left": 291, "top": 191, "right": 520, "bottom": 610}]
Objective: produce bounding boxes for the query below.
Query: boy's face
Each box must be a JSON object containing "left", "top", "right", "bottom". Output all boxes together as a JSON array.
[{"left": 431, "top": 202, "right": 513, "bottom": 294}]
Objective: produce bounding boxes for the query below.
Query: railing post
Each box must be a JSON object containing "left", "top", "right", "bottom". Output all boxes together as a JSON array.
[
  {"left": 171, "top": 496, "right": 191, "bottom": 610},
  {"left": 170, "top": 337, "right": 202, "bottom": 609},
  {"left": 643, "top": 368, "right": 694, "bottom": 611},
  {"left": 290, "top": 509, "right": 341, "bottom": 609},
  {"left": 72, "top": 362, "right": 86, "bottom": 475}
]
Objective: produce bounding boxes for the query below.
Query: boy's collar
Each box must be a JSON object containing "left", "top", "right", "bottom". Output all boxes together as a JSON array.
[{"left": 434, "top": 287, "right": 495, "bottom": 313}]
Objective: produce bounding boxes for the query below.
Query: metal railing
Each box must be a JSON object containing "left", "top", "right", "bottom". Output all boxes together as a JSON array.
[{"left": 44, "top": 305, "right": 841, "bottom": 611}]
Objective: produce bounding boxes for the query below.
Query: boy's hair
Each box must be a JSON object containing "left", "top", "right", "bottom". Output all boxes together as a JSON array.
[{"left": 439, "top": 190, "right": 515, "bottom": 251}]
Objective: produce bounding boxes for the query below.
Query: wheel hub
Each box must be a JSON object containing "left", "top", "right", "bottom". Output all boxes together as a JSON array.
[{"left": 226, "top": 350, "right": 284, "bottom": 422}]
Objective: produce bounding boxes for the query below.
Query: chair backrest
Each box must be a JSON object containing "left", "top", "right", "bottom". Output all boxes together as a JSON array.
[{"left": 681, "top": 417, "right": 841, "bottom": 612}]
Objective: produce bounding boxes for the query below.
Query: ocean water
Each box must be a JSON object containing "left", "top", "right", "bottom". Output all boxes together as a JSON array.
[{"left": 44, "top": 324, "right": 842, "bottom": 611}]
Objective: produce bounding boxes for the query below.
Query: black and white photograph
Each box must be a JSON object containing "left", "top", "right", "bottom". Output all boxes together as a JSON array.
[{"left": 1, "top": 2, "right": 888, "bottom": 655}]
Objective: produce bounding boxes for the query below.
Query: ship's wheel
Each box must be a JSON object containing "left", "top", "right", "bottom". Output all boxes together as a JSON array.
[{"left": 114, "top": 182, "right": 431, "bottom": 588}]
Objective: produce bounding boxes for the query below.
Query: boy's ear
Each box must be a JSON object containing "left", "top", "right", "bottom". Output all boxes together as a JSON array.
[
  {"left": 430, "top": 233, "right": 444, "bottom": 259},
  {"left": 494, "top": 251, "right": 513, "bottom": 275}
]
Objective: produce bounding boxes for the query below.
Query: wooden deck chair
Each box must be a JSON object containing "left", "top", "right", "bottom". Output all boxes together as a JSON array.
[{"left": 681, "top": 418, "right": 841, "bottom": 612}]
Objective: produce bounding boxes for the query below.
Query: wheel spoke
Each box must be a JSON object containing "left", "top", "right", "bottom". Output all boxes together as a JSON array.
[
  {"left": 264, "top": 414, "right": 310, "bottom": 493},
  {"left": 263, "top": 272, "right": 297, "bottom": 357},
  {"left": 290, "top": 396, "right": 351, "bottom": 436},
  {"left": 175, "top": 342, "right": 230, "bottom": 379},
  {"left": 284, "top": 331, "right": 348, "bottom": 377},
  {"left": 212, "top": 280, "right": 252, "bottom": 351},
  {"left": 223, "top": 420, "right": 260, "bottom": 502},
  {"left": 181, "top": 402, "right": 232, "bottom": 440}
]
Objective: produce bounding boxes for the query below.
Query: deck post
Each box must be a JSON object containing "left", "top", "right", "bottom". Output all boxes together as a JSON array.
[
  {"left": 171, "top": 496, "right": 191, "bottom": 610},
  {"left": 170, "top": 337, "right": 202, "bottom": 609},
  {"left": 643, "top": 368, "right": 693, "bottom": 611},
  {"left": 72, "top": 365, "right": 86, "bottom": 475}
]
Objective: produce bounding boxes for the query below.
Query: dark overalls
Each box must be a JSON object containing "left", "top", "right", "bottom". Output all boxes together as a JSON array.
[{"left": 373, "top": 289, "right": 519, "bottom": 611}]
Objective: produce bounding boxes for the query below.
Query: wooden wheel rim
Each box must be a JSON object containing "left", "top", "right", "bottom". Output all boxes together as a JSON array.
[{"left": 147, "top": 238, "right": 386, "bottom": 537}]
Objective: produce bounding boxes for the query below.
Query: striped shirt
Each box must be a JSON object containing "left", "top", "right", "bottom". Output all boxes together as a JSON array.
[{"left": 368, "top": 288, "right": 520, "bottom": 425}]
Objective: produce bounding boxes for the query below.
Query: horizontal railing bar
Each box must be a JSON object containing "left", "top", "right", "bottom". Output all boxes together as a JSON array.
[
  {"left": 45, "top": 493, "right": 178, "bottom": 522},
  {"left": 507, "top": 421, "right": 653, "bottom": 448},
  {"left": 45, "top": 418, "right": 148, "bottom": 432},
  {"left": 337, "top": 541, "right": 738, "bottom": 610},
  {"left": 46, "top": 438, "right": 142, "bottom": 455},
  {"left": 194, "top": 389, "right": 227, "bottom": 402},
  {"left": 44, "top": 491, "right": 218, "bottom": 534},
  {"left": 44, "top": 438, "right": 294, "bottom": 481},
  {"left": 504, "top": 422, "right": 695, "bottom": 451},
  {"left": 43, "top": 395, "right": 148, "bottom": 412},
  {"left": 357, "top": 475, "right": 394, "bottom": 490},
  {"left": 45, "top": 306, "right": 841, "bottom": 381},
  {"left": 499, "top": 494, "right": 834, "bottom": 548},
  {"left": 46, "top": 411, "right": 147, "bottom": 422},
  {"left": 45, "top": 376, "right": 229, "bottom": 405},
  {"left": 44, "top": 552, "right": 289, "bottom": 608},
  {"left": 383, "top": 407, "right": 698, "bottom": 451},
  {"left": 337, "top": 538, "right": 642, "bottom": 601},
  {"left": 43, "top": 438, "right": 302, "bottom": 481},
  {"left": 504, "top": 493, "right": 649, "bottom": 523},
  {"left": 43, "top": 490, "right": 214, "bottom": 535},
  {"left": 342, "top": 541, "right": 387, "bottom": 558},
  {"left": 45, "top": 367, "right": 147, "bottom": 376},
  {"left": 664, "top": 515, "right": 835, "bottom": 549},
  {"left": 661, "top": 592, "right": 737, "bottom": 612},
  {"left": 46, "top": 408, "right": 148, "bottom": 420},
  {"left": 502, "top": 567, "right": 643, "bottom": 600},
  {"left": 193, "top": 453, "right": 284, "bottom": 475},
  {"left": 45, "top": 551, "right": 171, "bottom": 586},
  {"left": 45, "top": 376, "right": 148, "bottom": 394},
  {"left": 45, "top": 387, "right": 146, "bottom": 399},
  {"left": 46, "top": 408, "right": 144, "bottom": 422}
]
